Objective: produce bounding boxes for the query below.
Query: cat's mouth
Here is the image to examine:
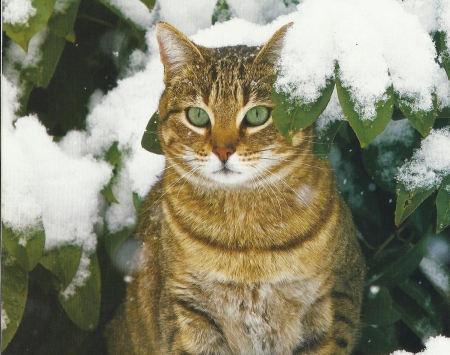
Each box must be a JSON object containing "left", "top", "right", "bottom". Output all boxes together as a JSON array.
[{"left": 213, "top": 167, "right": 241, "bottom": 175}]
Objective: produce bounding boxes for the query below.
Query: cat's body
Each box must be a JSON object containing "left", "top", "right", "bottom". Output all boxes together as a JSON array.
[{"left": 106, "top": 22, "right": 365, "bottom": 355}]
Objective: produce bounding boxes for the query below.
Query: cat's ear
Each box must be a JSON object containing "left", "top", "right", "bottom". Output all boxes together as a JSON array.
[
  {"left": 156, "top": 22, "right": 204, "bottom": 73},
  {"left": 255, "top": 22, "right": 293, "bottom": 65}
]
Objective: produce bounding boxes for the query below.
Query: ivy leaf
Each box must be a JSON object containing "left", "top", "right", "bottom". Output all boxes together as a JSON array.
[
  {"left": 335, "top": 69, "right": 394, "bottom": 147},
  {"left": 367, "top": 233, "right": 430, "bottom": 288},
  {"left": 436, "top": 176, "right": 450, "bottom": 233},
  {"left": 58, "top": 253, "right": 101, "bottom": 330},
  {"left": 395, "top": 95, "right": 437, "bottom": 137},
  {"left": 271, "top": 78, "right": 334, "bottom": 142},
  {"left": 2, "top": 224, "right": 45, "bottom": 271},
  {"left": 395, "top": 182, "right": 436, "bottom": 226},
  {"left": 47, "top": 0, "right": 81, "bottom": 42},
  {"left": 142, "top": 111, "right": 164, "bottom": 155},
  {"left": 40, "top": 245, "right": 82, "bottom": 289},
  {"left": 3, "top": 0, "right": 56, "bottom": 51},
  {"left": 1, "top": 250, "right": 29, "bottom": 351},
  {"left": 361, "top": 286, "right": 401, "bottom": 326}
]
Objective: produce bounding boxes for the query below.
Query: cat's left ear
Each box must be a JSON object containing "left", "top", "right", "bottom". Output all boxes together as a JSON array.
[{"left": 255, "top": 22, "right": 293, "bottom": 65}]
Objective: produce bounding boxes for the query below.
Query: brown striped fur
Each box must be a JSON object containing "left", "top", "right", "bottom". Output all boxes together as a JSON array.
[{"left": 106, "top": 22, "right": 365, "bottom": 355}]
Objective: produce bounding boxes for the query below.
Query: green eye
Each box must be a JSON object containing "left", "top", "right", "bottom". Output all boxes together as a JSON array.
[
  {"left": 244, "top": 106, "right": 270, "bottom": 126},
  {"left": 187, "top": 107, "right": 210, "bottom": 127}
]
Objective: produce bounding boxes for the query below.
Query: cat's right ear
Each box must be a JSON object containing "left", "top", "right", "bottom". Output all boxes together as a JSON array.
[{"left": 156, "top": 22, "right": 204, "bottom": 74}]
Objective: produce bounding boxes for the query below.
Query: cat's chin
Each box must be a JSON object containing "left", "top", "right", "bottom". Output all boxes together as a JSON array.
[{"left": 205, "top": 168, "right": 251, "bottom": 186}]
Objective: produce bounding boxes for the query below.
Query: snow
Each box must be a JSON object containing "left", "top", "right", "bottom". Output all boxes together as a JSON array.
[
  {"left": 391, "top": 336, "right": 450, "bottom": 355},
  {"left": 396, "top": 127, "right": 450, "bottom": 191},
  {"left": 1, "top": 76, "right": 112, "bottom": 252},
  {"left": 275, "top": 0, "right": 446, "bottom": 121},
  {"left": 53, "top": 0, "right": 78, "bottom": 14},
  {"left": 315, "top": 89, "right": 345, "bottom": 134},
  {"left": 60, "top": 252, "right": 91, "bottom": 299},
  {"left": 103, "top": 0, "right": 156, "bottom": 29},
  {"left": 420, "top": 256, "right": 450, "bottom": 294},
  {"left": 372, "top": 119, "right": 416, "bottom": 148},
  {"left": 1, "top": 303, "right": 10, "bottom": 331},
  {"left": 2, "top": 0, "right": 36, "bottom": 25}
]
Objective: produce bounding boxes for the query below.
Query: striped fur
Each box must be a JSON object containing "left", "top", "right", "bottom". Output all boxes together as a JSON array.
[{"left": 106, "top": 22, "right": 365, "bottom": 355}]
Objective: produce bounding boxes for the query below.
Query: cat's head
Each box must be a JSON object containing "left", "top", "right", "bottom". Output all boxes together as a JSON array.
[{"left": 156, "top": 22, "right": 312, "bottom": 188}]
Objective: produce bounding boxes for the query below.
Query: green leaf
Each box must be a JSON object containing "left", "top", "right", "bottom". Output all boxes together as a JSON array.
[
  {"left": 440, "top": 31, "right": 450, "bottom": 81},
  {"left": 1, "top": 250, "right": 29, "bottom": 351},
  {"left": 40, "top": 245, "right": 82, "bottom": 289},
  {"left": 395, "top": 95, "right": 437, "bottom": 137},
  {"left": 105, "top": 226, "right": 135, "bottom": 259},
  {"left": 356, "top": 325, "right": 399, "bottom": 355},
  {"left": 58, "top": 252, "right": 101, "bottom": 330},
  {"left": 47, "top": 0, "right": 81, "bottom": 42},
  {"left": 399, "top": 278, "right": 443, "bottom": 329},
  {"left": 314, "top": 120, "right": 344, "bottom": 157},
  {"left": 3, "top": 0, "right": 56, "bottom": 51},
  {"left": 2, "top": 224, "right": 45, "bottom": 271},
  {"left": 212, "top": 0, "right": 233, "bottom": 25},
  {"left": 361, "top": 285, "right": 401, "bottom": 326},
  {"left": 436, "top": 176, "right": 450, "bottom": 233},
  {"left": 335, "top": 69, "right": 394, "bottom": 147},
  {"left": 142, "top": 111, "right": 164, "bottom": 155},
  {"left": 37, "top": 32, "right": 67, "bottom": 88},
  {"left": 271, "top": 78, "right": 334, "bottom": 142},
  {"left": 104, "top": 141, "right": 122, "bottom": 167},
  {"left": 101, "top": 179, "right": 119, "bottom": 204},
  {"left": 395, "top": 182, "right": 436, "bottom": 226},
  {"left": 419, "top": 254, "right": 450, "bottom": 305},
  {"left": 392, "top": 288, "right": 442, "bottom": 341},
  {"left": 367, "top": 233, "right": 430, "bottom": 288},
  {"left": 133, "top": 192, "right": 144, "bottom": 212},
  {"left": 140, "top": 0, "right": 156, "bottom": 11}
]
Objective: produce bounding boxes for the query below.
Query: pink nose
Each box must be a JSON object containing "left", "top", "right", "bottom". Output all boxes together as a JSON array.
[{"left": 213, "top": 146, "right": 235, "bottom": 163}]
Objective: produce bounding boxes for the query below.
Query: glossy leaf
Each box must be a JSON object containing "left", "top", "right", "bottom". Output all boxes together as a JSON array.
[
  {"left": 2, "top": 224, "right": 45, "bottom": 271},
  {"left": 399, "top": 278, "right": 443, "bottom": 329},
  {"left": 440, "top": 31, "right": 450, "bottom": 80},
  {"left": 392, "top": 288, "right": 442, "bottom": 341},
  {"left": 3, "top": 0, "right": 56, "bottom": 51},
  {"left": 47, "top": 0, "right": 81, "bottom": 42},
  {"left": 368, "top": 234, "right": 429, "bottom": 288},
  {"left": 395, "top": 95, "right": 437, "bottom": 137},
  {"left": 105, "top": 226, "right": 135, "bottom": 259},
  {"left": 436, "top": 176, "right": 450, "bottom": 233},
  {"left": 314, "top": 120, "right": 344, "bottom": 158},
  {"left": 361, "top": 285, "right": 401, "bottom": 326},
  {"left": 1, "top": 250, "right": 29, "bottom": 351},
  {"left": 271, "top": 78, "right": 334, "bottom": 142},
  {"left": 40, "top": 245, "right": 82, "bottom": 289},
  {"left": 142, "top": 111, "right": 164, "bottom": 155},
  {"left": 58, "top": 253, "right": 101, "bottom": 330},
  {"left": 395, "top": 182, "right": 436, "bottom": 226},
  {"left": 420, "top": 254, "right": 450, "bottom": 305},
  {"left": 335, "top": 69, "right": 394, "bottom": 147}
]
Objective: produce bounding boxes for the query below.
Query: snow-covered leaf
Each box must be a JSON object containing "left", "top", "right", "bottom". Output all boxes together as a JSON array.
[
  {"left": 335, "top": 68, "right": 394, "bottom": 147},
  {"left": 395, "top": 183, "right": 436, "bottom": 226},
  {"left": 101, "top": 179, "right": 119, "bottom": 204},
  {"left": 3, "top": 0, "right": 56, "bottom": 51},
  {"left": 47, "top": 0, "right": 81, "bottom": 42},
  {"left": 420, "top": 254, "right": 450, "bottom": 305},
  {"left": 142, "top": 111, "right": 163, "bottom": 155},
  {"left": 139, "top": 0, "right": 156, "bottom": 12},
  {"left": 271, "top": 78, "right": 334, "bottom": 143},
  {"left": 1, "top": 250, "right": 29, "bottom": 351},
  {"left": 440, "top": 32, "right": 450, "bottom": 81},
  {"left": 2, "top": 224, "right": 45, "bottom": 271},
  {"left": 395, "top": 94, "right": 437, "bottom": 137},
  {"left": 436, "top": 176, "right": 450, "bottom": 233},
  {"left": 40, "top": 245, "right": 82, "bottom": 289},
  {"left": 58, "top": 252, "right": 101, "bottom": 330}
]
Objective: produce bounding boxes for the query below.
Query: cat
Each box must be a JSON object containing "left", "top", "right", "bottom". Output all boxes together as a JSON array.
[{"left": 105, "top": 21, "right": 366, "bottom": 355}]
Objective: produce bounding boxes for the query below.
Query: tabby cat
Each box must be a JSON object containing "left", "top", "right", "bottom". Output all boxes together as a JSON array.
[{"left": 106, "top": 21, "right": 366, "bottom": 355}]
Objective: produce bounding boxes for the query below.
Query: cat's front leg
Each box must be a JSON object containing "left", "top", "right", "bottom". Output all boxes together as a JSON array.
[{"left": 160, "top": 298, "right": 232, "bottom": 355}]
